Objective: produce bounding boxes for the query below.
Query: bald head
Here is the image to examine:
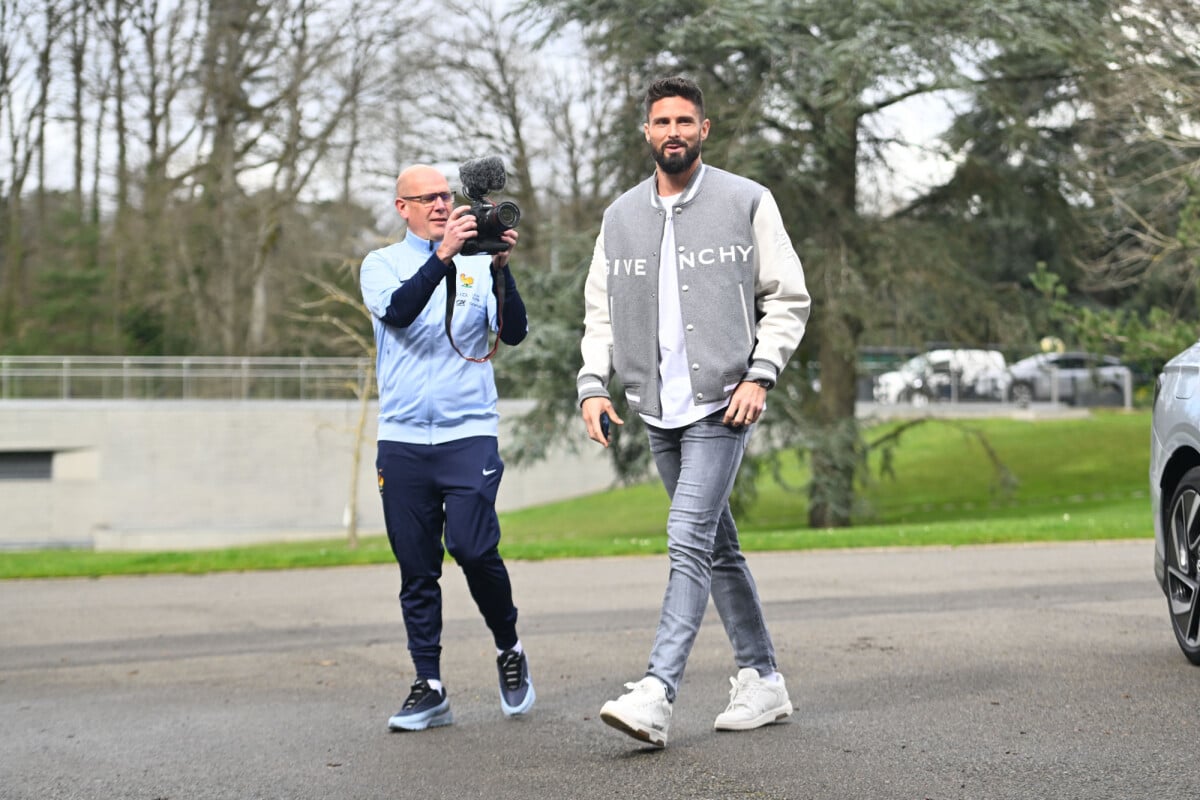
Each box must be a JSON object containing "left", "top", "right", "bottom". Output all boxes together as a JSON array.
[
  {"left": 393, "top": 164, "right": 454, "bottom": 242},
  {"left": 395, "top": 164, "right": 446, "bottom": 199}
]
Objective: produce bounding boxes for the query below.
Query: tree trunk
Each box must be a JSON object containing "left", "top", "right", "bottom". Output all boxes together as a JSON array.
[
  {"left": 344, "top": 359, "right": 374, "bottom": 550},
  {"left": 70, "top": 0, "right": 87, "bottom": 223},
  {"left": 247, "top": 211, "right": 281, "bottom": 353},
  {"left": 2, "top": 198, "right": 24, "bottom": 336},
  {"left": 108, "top": 0, "right": 129, "bottom": 341},
  {"left": 808, "top": 305, "right": 861, "bottom": 528},
  {"left": 806, "top": 107, "right": 864, "bottom": 528}
]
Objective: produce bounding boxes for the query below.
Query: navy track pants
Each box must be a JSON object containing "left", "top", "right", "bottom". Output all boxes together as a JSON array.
[{"left": 376, "top": 436, "right": 519, "bottom": 681}]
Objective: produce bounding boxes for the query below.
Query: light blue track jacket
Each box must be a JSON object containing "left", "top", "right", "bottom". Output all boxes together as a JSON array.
[{"left": 360, "top": 230, "right": 508, "bottom": 445}]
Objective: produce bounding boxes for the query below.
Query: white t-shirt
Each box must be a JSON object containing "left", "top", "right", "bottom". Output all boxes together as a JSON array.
[{"left": 645, "top": 195, "right": 726, "bottom": 429}]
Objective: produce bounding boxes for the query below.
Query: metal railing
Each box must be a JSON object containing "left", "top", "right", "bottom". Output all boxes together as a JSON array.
[{"left": 0, "top": 356, "right": 374, "bottom": 401}]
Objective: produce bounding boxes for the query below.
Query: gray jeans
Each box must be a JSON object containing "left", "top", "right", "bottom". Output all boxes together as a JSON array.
[{"left": 644, "top": 412, "right": 778, "bottom": 702}]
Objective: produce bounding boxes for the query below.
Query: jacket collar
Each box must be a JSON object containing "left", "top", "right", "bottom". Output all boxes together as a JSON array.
[
  {"left": 648, "top": 163, "right": 707, "bottom": 210},
  {"left": 403, "top": 229, "right": 438, "bottom": 253}
]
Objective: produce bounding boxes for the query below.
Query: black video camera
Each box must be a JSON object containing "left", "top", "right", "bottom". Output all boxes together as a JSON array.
[{"left": 458, "top": 156, "right": 521, "bottom": 256}]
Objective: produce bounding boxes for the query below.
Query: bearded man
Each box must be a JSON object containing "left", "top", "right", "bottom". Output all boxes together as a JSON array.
[{"left": 577, "top": 75, "right": 811, "bottom": 748}]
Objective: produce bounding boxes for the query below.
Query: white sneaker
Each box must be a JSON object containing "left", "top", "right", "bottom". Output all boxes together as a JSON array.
[
  {"left": 713, "top": 668, "right": 793, "bottom": 731},
  {"left": 599, "top": 676, "right": 672, "bottom": 747}
]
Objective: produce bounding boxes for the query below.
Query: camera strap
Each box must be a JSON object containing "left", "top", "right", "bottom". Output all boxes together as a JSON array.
[{"left": 443, "top": 264, "right": 504, "bottom": 363}]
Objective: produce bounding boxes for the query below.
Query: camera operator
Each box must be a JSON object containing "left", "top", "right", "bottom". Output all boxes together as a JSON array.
[{"left": 359, "top": 163, "right": 533, "bottom": 732}]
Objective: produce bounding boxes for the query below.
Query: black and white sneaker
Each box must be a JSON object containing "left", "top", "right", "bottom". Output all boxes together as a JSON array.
[
  {"left": 387, "top": 679, "right": 452, "bottom": 731},
  {"left": 496, "top": 648, "right": 535, "bottom": 716}
]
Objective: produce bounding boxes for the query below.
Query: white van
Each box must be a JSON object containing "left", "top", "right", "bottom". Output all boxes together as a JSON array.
[{"left": 872, "top": 349, "right": 1007, "bottom": 405}]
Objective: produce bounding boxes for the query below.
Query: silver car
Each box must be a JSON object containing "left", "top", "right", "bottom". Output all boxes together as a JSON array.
[
  {"left": 1007, "top": 350, "right": 1132, "bottom": 406},
  {"left": 1151, "top": 338, "right": 1200, "bottom": 664}
]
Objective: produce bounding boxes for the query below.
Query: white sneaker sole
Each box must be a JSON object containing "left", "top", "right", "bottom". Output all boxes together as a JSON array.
[
  {"left": 501, "top": 683, "right": 536, "bottom": 716},
  {"left": 600, "top": 702, "right": 668, "bottom": 747},
  {"left": 713, "top": 700, "right": 793, "bottom": 731},
  {"left": 387, "top": 706, "right": 453, "bottom": 731}
]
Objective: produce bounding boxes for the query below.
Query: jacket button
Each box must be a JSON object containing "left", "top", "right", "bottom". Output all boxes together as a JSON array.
[
  {"left": 685, "top": 324, "right": 694, "bottom": 331},
  {"left": 691, "top": 363, "right": 699, "bottom": 371},
  {"left": 696, "top": 393, "right": 704, "bottom": 400},
  {"left": 681, "top": 285, "right": 689, "bottom": 291}
]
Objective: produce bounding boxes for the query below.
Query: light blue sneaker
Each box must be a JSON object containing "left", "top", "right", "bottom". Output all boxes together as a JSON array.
[
  {"left": 387, "top": 679, "right": 452, "bottom": 731},
  {"left": 497, "top": 648, "right": 535, "bottom": 716}
]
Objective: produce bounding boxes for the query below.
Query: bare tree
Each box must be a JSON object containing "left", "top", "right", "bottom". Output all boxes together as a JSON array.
[
  {"left": 245, "top": 0, "right": 371, "bottom": 352},
  {"left": 0, "top": 0, "right": 609, "bottom": 364},
  {"left": 97, "top": 0, "right": 130, "bottom": 214},
  {"left": 334, "top": 0, "right": 396, "bottom": 207},
  {"left": 168, "top": 0, "right": 399, "bottom": 354},
  {"left": 0, "top": 0, "right": 40, "bottom": 335},
  {"left": 66, "top": 0, "right": 91, "bottom": 222},
  {"left": 33, "top": 0, "right": 67, "bottom": 250},
  {"left": 393, "top": 0, "right": 550, "bottom": 261},
  {"left": 1083, "top": 0, "right": 1200, "bottom": 314},
  {"left": 535, "top": 63, "right": 628, "bottom": 271}
]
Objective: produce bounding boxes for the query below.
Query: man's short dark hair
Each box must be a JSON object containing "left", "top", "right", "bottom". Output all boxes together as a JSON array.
[{"left": 644, "top": 76, "right": 705, "bottom": 120}]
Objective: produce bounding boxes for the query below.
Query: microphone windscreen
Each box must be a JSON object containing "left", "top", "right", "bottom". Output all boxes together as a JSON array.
[{"left": 459, "top": 156, "right": 507, "bottom": 197}]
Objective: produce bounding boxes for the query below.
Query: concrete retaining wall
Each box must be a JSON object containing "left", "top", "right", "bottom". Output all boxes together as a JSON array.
[{"left": 0, "top": 400, "right": 617, "bottom": 551}]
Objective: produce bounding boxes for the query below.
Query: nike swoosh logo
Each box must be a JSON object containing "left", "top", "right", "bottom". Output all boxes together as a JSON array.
[{"left": 482, "top": 468, "right": 498, "bottom": 476}]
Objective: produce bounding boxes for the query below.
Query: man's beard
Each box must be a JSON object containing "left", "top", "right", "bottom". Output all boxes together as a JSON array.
[{"left": 653, "top": 139, "right": 702, "bottom": 174}]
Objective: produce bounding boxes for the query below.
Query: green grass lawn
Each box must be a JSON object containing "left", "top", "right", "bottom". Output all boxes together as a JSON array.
[
  {"left": 0, "top": 409, "right": 1153, "bottom": 579},
  {"left": 749, "top": 410, "right": 1150, "bottom": 528}
]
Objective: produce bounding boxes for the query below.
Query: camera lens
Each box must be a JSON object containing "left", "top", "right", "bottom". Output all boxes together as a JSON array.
[{"left": 492, "top": 201, "right": 520, "bottom": 229}]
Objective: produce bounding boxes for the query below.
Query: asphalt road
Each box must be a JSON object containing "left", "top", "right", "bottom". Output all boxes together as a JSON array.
[{"left": 2, "top": 540, "right": 1195, "bottom": 800}]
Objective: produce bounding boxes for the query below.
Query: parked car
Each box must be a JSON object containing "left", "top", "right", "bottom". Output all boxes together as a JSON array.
[
  {"left": 1006, "top": 351, "right": 1132, "bottom": 406},
  {"left": 872, "top": 349, "right": 1006, "bottom": 405},
  {"left": 1151, "top": 339, "right": 1200, "bottom": 664}
]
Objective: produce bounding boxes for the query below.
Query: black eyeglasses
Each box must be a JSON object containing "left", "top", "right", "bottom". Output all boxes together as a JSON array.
[{"left": 400, "top": 191, "right": 453, "bottom": 206}]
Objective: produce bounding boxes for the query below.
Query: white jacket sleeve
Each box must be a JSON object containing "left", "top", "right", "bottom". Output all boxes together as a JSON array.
[
  {"left": 751, "top": 190, "right": 811, "bottom": 374},
  {"left": 576, "top": 222, "right": 613, "bottom": 402}
]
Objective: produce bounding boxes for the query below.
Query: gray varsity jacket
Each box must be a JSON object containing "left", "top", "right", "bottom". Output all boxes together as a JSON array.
[{"left": 577, "top": 164, "right": 811, "bottom": 418}]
